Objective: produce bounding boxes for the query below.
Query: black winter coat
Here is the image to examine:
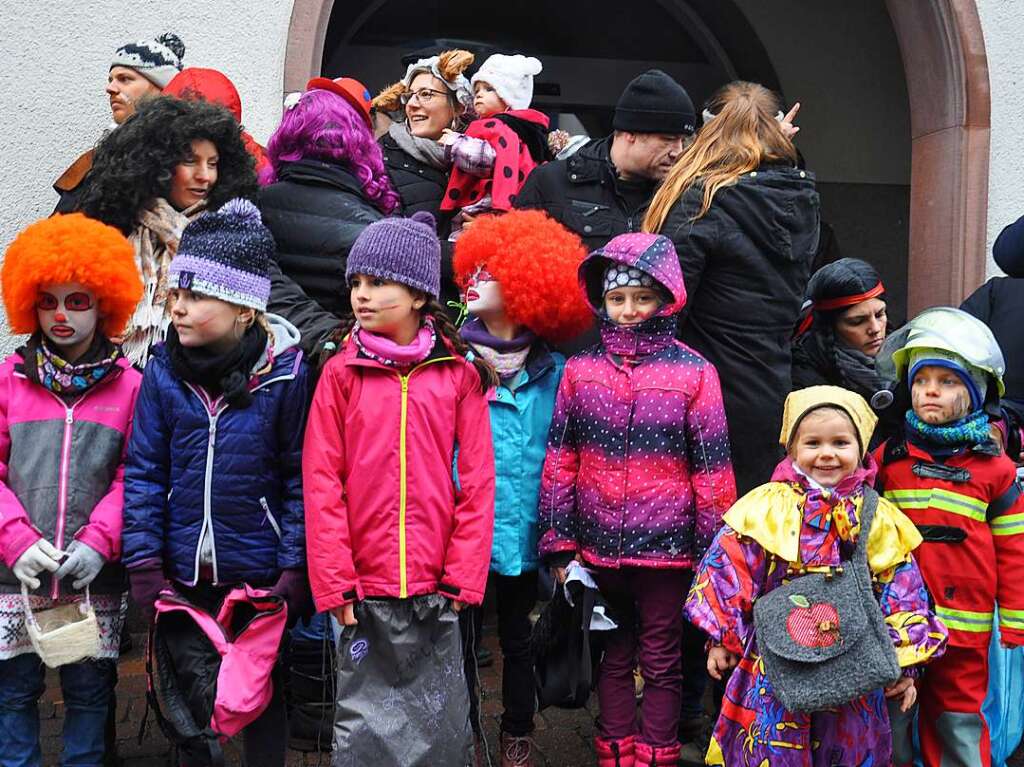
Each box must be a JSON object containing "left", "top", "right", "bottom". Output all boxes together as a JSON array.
[
  {"left": 961, "top": 276, "right": 1024, "bottom": 403},
  {"left": 379, "top": 133, "right": 449, "bottom": 224},
  {"left": 378, "top": 133, "right": 463, "bottom": 313},
  {"left": 515, "top": 136, "right": 654, "bottom": 253},
  {"left": 260, "top": 159, "right": 383, "bottom": 354},
  {"left": 662, "top": 165, "right": 820, "bottom": 494}
]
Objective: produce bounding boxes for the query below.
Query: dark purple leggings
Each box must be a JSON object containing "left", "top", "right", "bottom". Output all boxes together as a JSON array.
[{"left": 592, "top": 567, "right": 691, "bottom": 748}]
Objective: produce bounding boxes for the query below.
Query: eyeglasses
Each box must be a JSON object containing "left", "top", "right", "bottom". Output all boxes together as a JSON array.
[
  {"left": 469, "top": 266, "right": 495, "bottom": 285},
  {"left": 399, "top": 88, "right": 448, "bottom": 106},
  {"left": 36, "top": 292, "right": 94, "bottom": 312}
]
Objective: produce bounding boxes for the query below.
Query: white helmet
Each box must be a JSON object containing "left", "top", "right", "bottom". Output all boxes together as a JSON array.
[{"left": 876, "top": 306, "right": 1005, "bottom": 397}]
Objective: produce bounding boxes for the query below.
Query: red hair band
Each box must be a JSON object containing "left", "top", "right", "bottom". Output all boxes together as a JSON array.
[{"left": 813, "top": 281, "right": 885, "bottom": 312}]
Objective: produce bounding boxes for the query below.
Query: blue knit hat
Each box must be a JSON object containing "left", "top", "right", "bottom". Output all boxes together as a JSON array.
[
  {"left": 346, "top": 212, "right": 441, "bottom": 298},
  {"left": 908, "top": 348, "right": 987, "bottom": 411},
  {"left": 169, "top": 198, "right": 273, "bottom": 311}
]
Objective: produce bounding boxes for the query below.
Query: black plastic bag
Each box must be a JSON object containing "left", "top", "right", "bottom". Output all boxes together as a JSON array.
[{"left": 332, "top": 594, "right": 473, "bottom": 766}]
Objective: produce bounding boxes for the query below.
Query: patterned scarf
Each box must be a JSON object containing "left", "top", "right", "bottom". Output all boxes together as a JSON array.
[
  {"left": 905, "top": 408, "right": 991, "bottom": 447},
  {"left": 22, "top": 334, "right": 121, "bottom": 399},
  {"left": 122, "top": 198, "right": 205, "bottom": 368},
  {"left": 460, "top": 318, "right": 535, "bottom": 380}
]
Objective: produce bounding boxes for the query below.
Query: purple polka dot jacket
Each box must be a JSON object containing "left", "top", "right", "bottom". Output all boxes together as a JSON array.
[{"left": 538, "top": 233, "right": 737, "bottom": 568}]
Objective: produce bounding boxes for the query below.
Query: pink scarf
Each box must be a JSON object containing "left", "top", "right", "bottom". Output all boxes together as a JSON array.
[{"left": 354, "top": 320, "right": 436, "bottom": 366}]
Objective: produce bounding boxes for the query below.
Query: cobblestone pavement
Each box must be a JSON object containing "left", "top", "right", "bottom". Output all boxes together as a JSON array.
[{"left": 35, "top": 627, "right": 1024, "bottom": 767}]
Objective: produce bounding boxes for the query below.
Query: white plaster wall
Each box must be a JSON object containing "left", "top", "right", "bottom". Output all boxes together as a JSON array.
[
  {"left": 0, "top": 0, "right": 295, "bottom": 354},
  {"left": 976, "top": 0, "right": 1024, "bottom": 276}
]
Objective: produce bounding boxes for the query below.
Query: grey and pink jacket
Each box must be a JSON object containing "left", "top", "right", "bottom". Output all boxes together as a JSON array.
[
  {"left": 537, "top": 233, "right": 737, "bottom": 569},
  {"left": 0, "top": 353, "right": 141, "bottom": 598}
]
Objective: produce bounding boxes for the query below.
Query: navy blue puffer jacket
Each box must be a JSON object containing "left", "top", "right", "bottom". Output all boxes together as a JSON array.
[{"left": 123, "top": 318, "right": 311, "bottom": 586}]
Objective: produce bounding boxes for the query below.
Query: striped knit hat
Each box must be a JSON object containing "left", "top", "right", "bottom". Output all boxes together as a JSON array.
[
  {"left": 169, "top": 199, "right": 272, "bottom": 311},
  {"left": 111, "top": 33, "right": 185, "bottom": 88}
]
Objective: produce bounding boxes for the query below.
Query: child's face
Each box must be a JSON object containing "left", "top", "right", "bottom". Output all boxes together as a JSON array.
[
  {"left": 911, "top": 365, "right": 972, "bottom": 424},
  {"left": 349, "top": 273, "right": 426, "bottom": 343},
  {"left": 169, "top": 139, "right": 219, "bottom": 212},
  {"left": 790, "top": 409, "right": 861, "bottom": 488},
  {"left": 170, "top": 288, "right": 250, "bottom": 353},
  {"left": 465, "top": 266, "right": 505, "bottom": 319},
  {"left": 473, "top": 81, "right": 507, "bottom": 118},
  {"left": 37, "top": 282, "right": 99, "bottom": 361},
  {"left": 604, "top": 287, "right": 662, "bottom": 326}
]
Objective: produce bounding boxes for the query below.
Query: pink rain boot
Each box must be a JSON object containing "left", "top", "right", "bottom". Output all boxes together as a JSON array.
[
  {"left": 634, "top": 741, "right": 682, "bottom": 767},
  {"left": 595, "top": 734, "right": 637, "bottom": 767}
]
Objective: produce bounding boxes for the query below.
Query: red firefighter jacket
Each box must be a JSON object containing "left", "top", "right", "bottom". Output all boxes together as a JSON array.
[{"left": 875, "top": 435, "right": 1024, "bottom": 647}]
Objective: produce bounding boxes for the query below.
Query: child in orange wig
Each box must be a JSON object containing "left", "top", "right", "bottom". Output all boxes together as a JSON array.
[
  {"left": 453, "top": 209, "right": 591, "bottom": 763},
  {"left": 0, "top": 213, "right": 142, "bottom": 765}
]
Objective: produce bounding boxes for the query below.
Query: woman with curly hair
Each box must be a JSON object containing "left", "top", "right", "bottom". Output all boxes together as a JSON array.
[
  {"left": 452, "top": 210, "right": 591, "bottom": 765},
  {"left": 260, "top": 77, "right": 399, "bottom": 356},
  {"left": 81, "top": 96, "right": 258, "bottom": 367}
]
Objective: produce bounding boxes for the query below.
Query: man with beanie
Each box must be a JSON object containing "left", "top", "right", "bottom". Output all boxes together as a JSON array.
[
  {"left": 53, "top": 32, "right": 185, "bottom": 214},
  {"left": 515, "top": 69, "right": 695, "bottom": 252}
]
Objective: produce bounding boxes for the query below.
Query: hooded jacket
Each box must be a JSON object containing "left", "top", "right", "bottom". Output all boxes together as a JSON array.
[
  {"left": 303, "top": 334, "right": 495, "bottom": 610},
  {"left": 0, "top": 354, "right": 141, "bottom": 598},
  {"left": 261, "top": 159, "right": 385, "bottom": 354},
  {"left": 962, "top": 217, "right": 1024, "bottom": 403},
  {"left": 123, "top": 316, "right": 310, "bottom": 586},
  {"left": 537, "top": 233, "right": 737, "bottom": 569},
  {"left": 661, "top": 164, "right": 820, "bottom": 494}
]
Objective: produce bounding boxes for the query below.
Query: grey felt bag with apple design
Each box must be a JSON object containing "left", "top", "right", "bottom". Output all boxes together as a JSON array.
[{"left": 752, "top": 487, "right": 901, "bottom": 712}]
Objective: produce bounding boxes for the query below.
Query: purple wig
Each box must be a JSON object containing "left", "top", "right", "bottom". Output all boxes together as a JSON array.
[{"left": 261, "top": 89, "right": 399, "bottom": 214}]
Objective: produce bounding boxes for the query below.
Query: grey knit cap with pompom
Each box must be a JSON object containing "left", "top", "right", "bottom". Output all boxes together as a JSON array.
[
  {"left": 346, "top": 211, "right": 441, "bottom": 298},
  {"left": 111, "top": 32, "right": 185, "bottom": 88},
  {"left": 169, "top": 198, "right": 273, "bottom": 311}
]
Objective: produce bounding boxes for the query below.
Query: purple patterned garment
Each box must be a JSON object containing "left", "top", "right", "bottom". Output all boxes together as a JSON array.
[
  {"left": 684, "top": 460, "right": 948, "bottom": 766},
  {"left": 537, "top": 233, "right": 737, "bottom": 569}
]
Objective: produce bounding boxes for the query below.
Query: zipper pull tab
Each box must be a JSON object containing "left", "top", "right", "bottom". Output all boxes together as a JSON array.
[
  {"left": 401, "top": 377, "right": 409, "bottom": 392},
  {"left": 65, "top": 411, "right": 73, "bottom": 425}
]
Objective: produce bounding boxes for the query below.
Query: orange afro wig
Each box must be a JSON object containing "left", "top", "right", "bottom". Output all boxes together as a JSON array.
[
  {"left": 2, "top": 213, "right": 143, "bottom": 336},
  {"left": 453, "top": 210, "right": 592, "bottom": 342}
]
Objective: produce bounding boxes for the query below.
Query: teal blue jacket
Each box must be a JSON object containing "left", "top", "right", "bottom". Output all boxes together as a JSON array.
[{"left": 487, "top": 344, "right": 564, "bottom": 576}]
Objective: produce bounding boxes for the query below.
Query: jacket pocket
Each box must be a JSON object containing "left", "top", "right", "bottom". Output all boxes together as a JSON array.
[
  {"left": 564, "top": 200, "right": 616, "bottom": 238},
  {"left": 260, "top": 497, "right": 282, "bottom": 539}
]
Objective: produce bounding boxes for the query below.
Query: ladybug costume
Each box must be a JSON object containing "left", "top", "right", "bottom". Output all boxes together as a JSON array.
[{"left": 441, "top": 109, "right": 550, "bottom": 213}]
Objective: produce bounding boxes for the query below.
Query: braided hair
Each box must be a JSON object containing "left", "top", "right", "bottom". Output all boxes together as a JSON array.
[{"left": 317, "top": 299, "right": 496, "bottom": 393}]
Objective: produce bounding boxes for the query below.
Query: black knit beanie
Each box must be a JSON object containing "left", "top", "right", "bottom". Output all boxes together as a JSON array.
[{"left": 613, "top": 69, "right": 696, "bottom": 135}]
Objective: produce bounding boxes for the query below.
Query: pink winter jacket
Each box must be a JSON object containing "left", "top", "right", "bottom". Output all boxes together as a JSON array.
[
  {"left": 303, "top": 337, "right": 495, "bottom": 611},
  {"left": 0, "top": 354, "right": 141, "bottom": 598}
]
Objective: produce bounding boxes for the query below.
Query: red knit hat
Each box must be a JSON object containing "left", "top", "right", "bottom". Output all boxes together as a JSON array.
[
  {"left": 306, "top": 76, "right": 373, "bottom": 130},
  {"left": 2, "top": 214, "right": 143, "bottom": 336}
]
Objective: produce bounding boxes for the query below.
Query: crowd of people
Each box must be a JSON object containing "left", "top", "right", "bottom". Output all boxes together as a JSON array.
[{"left": 1, "top": 28, "right": 1023, "bottom": 767}]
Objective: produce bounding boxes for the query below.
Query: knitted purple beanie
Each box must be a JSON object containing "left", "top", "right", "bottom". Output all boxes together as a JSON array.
[
  {"left": 169, "top": 198, "right": 273, "bottom": 311},
  {"left": 346, "top": 212, "right": 441, "bottom": 298}
]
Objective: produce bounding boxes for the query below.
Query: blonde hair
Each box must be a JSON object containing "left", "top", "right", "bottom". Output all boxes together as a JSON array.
[{"left": 643, "top": 81, "right": 797, "bottom": 232}]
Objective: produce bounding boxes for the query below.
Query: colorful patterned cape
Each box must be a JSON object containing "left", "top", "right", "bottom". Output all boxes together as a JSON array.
[{"left": 685, "top": 464, "right": 948, "bottom": 767}]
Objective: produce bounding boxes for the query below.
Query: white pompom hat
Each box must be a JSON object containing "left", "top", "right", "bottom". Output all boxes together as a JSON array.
[{"left": 471, "top": 54, "right": 543, "bottom": 111}]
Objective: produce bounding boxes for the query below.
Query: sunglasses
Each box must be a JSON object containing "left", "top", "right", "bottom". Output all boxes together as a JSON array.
[
  {"left": 468, "top": 266, "right": 495, "bottom": 285},
  {"left": 36, "top": 292, "right": 94, "bottom": 312}
]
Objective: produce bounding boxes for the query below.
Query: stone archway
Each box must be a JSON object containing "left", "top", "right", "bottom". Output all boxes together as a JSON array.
[
  {"left": 885, "top": 0, "right": 990, "bottom": 313},
  {"left": 283, "top": 0, "right": 991, "bottom": 313}
]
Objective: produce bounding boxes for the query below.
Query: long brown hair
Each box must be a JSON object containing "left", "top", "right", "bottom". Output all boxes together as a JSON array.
[
  {"left": 643, "top": 81, "right": 797, "bottom": 233},
  {"left": 317, "top": 299, "right": 498, "bottom": 393}
]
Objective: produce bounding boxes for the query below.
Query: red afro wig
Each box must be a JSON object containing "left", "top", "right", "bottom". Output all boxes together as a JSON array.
[
  {"left": 2, "top": 213, "right": 143, "bottom": 336},
  {"left": 453, "top": 210, "right": 592, "bottom": 342}
]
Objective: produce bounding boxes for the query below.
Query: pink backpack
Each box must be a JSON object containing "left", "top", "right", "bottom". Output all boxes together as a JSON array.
[{"left": 145, "top": 586, "right": 287, "bottom": 765}]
